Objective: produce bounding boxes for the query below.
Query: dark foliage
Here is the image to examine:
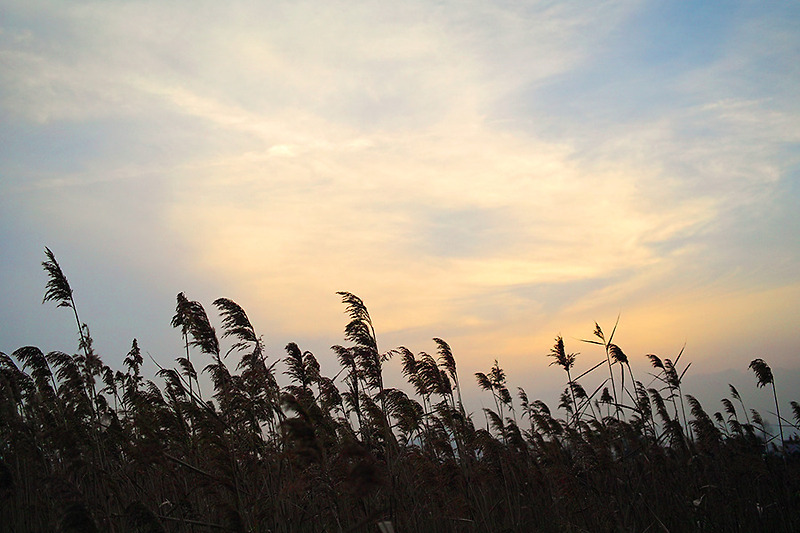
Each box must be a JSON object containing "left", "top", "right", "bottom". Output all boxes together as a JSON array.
[{"left": 1, "top": 249, "right": 799, "bottom": 532}]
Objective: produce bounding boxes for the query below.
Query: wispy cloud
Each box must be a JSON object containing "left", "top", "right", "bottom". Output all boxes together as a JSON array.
[{"left": 1, "top": 0, "right": 798, "bottom": 382}]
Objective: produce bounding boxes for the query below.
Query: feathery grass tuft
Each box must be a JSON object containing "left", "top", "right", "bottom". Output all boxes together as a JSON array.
[
  {"left": 749, "top": 358, "right": 774, "bottom": 388},
  {"left": 42, "top": 247, "right": 73, "bottom": 309}
]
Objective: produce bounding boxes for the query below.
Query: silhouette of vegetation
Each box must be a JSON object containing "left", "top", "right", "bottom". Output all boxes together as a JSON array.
[{"left": 1, "top": 248, "right": 799, "bottom": 531}]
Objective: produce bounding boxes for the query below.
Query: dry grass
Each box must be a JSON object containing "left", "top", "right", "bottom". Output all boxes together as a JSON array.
[{"left": 0, "top": 248, "right": 798, "bottom": 532}]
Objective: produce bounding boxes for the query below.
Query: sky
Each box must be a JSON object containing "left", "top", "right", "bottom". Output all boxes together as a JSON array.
[{"left": 1, "top": 0, "right": 799, "bottom": 421}]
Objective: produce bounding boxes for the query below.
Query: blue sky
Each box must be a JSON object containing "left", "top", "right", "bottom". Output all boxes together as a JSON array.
[{"left": 1, "top": 0, "right": 799, "bottom": 416}]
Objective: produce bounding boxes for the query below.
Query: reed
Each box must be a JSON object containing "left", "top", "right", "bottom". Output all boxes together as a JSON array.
[{"left": 1, "top": 247, "right": 798, "bottom": 532}]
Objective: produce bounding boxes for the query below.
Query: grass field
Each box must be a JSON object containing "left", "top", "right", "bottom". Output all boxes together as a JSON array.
[{"left": 1, "top": 249, "right": 798, "bottom": 532}]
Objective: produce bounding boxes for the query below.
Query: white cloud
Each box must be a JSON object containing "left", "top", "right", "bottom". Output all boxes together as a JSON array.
[{"left": 1, "top": 0, "right": 798, "bottom": 382}]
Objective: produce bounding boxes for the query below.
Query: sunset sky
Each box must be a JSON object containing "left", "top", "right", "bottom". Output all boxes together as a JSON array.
[{"left": 2, "top": 1, "right": 799, "bottom": 414}]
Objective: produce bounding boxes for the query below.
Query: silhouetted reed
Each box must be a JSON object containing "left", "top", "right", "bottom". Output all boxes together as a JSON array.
[{"left": 0, "top": 248, "right": 798, "bottom": 532}]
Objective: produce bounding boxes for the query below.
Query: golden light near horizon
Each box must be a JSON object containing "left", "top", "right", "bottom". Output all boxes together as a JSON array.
[{"left": 158, "top": 112, "right": 742, "bottom": 382}]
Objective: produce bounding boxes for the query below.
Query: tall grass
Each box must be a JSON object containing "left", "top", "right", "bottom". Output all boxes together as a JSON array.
[{"left": 0, "top": 248, "right": 798, "bottom": 532}]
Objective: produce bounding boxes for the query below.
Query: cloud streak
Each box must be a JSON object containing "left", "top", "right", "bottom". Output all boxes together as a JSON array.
[{"left": 1, "top": 0, "right": 798, "bottom": 389}]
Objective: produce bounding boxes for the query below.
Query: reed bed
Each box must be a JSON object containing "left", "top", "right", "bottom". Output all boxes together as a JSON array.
[{"left": 1, "top": 248, "right": 799, "bottom": 532}]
